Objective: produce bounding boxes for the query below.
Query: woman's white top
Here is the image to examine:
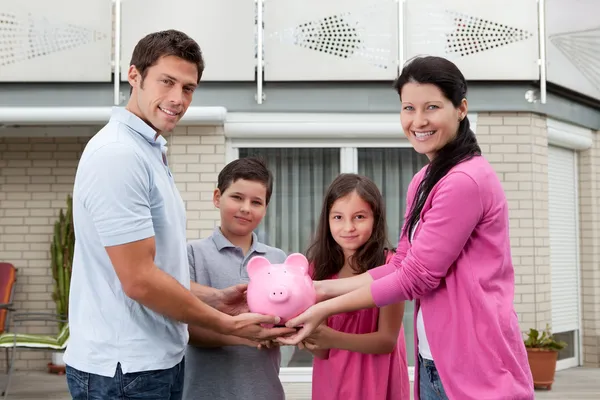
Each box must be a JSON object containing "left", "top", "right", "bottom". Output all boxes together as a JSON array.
[{"left": 411, "top": 220, "right": 434, "bottom": 360}]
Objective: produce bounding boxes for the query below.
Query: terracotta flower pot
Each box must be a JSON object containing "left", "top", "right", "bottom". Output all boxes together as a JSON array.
[{"left": 526, "top": 348, "right": 558, "bottom": 390}]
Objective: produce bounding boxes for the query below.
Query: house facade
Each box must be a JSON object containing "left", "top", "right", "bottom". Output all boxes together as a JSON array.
[{"left": 0, "top": 0, "right": 599, "bottom": 381}]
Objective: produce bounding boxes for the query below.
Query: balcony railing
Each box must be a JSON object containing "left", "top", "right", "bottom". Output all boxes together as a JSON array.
[{"left": 0, "top": 0, "right": 598, "bottom": 103}]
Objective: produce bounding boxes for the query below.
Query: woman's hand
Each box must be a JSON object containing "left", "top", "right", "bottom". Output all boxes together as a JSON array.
[
  {"left": 276, "top": 303, "right": 328, "bottom": 345},
  {"left": 313, "top": 280, "right": 329, "bottom": 303},
  {"left": 313, "top": 272, "right": 374, "bottom": 302}
]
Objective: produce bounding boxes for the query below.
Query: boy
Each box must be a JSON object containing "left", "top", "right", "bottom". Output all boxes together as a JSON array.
[{"left": 183, "top": 157, "right": 289, "bottom": 400}]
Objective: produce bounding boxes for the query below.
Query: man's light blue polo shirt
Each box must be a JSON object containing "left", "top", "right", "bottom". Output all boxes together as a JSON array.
[{"left": 63, "top": 107, "right": 190, "bottom": 377}]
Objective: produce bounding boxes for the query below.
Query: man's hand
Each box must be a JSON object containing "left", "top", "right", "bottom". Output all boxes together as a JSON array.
[
  {"left": 213, "top": 284, "right": 250, "bottom": 316},
  {"left": 228, "top": 313, "right": 296, "bottom": 341}
]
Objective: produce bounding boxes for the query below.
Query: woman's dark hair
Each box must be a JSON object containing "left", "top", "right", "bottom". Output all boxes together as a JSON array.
[
  {"left": 394, "top": 56, "right": 481, "bottom": 241},
  {"left": 307, "top": 174, "right": 392, "bottom": 281}
]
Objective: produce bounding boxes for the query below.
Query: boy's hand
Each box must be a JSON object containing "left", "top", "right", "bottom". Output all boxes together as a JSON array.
[
  {"left": 257, "top": 339, "right": 282, "bottom": 349},
  {"left": 215, "top": 284, "right": 250, "bottom": 316}
]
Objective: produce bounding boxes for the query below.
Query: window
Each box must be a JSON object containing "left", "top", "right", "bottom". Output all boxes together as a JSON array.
[
  {"left": 238, "top": 147, "right": 340, "bottom": 368},
  {"left": 236, "top": 143, "right": 428, "bottom": 371},
  {"left": 238, "top": 148, "right": 340, "bottom": 256},
  {"left": 357, "top": 148, "right": 429, "bottom": 365},
  {"left": 228, "top": 112, "right": 476, "bottom": 380}
]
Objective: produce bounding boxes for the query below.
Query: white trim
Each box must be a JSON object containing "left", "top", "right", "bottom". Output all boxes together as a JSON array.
[
  {"left": 340, "top": 147, "right": 358, "bottom": 173},
  {"left": 113, "top": 0, "right": 122, "bottom": 106},
  {"left": 225, "top": 112, "right": 401, "bottom": 139},
  {"left": 538, "top": 0, "right": 547, "bottom": 104},
  {"left": 557, "top": 356, "right": 579, "bottom": 371},
  {"left": 470, "top": 113, "right": 478, "bottom": 133},
  {"left": 255, "top": 0, "right": 264, "bottom": 104},
  {"left": 225, "top": 139, "right": 238, "bottom": 163},
  {"left": 547, "top": 118, "right": 593, "bottom": 150},
  {"left": 278, "top": 368, "right": 312, "bottom": 383},
  {"left": 0, "top": 106, "right": 227, "bottom": 127},
  {"left": 226, "top": 112, "right": 401, "bottom": 124},
  {"left": 397, "top": 0, "right": 405, "bottom": 70},
  {"left": 230, "top": 138, "right": 412, "bottom": 149},
  {"left": 279, "top": 366, "right": 415, "bottom": 383},
  {"left": 548, "top": 146, "right": 582, "bottom": 370},
  {"left": 554, "top": 160, "right": 583, "bottom": 372},
  {"left": 574, "top": 152, "right": 583, "bottom": 368},
  {"left": 225, "top": 121, "right": 404, "bottom": 139},
  {"left": 225, "top": 112, "right": 477, "bottom": 139}
]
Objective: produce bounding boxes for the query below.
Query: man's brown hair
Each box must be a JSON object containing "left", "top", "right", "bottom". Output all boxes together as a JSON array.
[{"left": 129, "top": 29, "right": 204, "bottom": 86}]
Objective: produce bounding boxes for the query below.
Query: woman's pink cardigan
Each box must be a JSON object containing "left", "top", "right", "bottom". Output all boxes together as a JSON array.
[{"left": 368, "top": 156, "right": 534, "bottom": 400}]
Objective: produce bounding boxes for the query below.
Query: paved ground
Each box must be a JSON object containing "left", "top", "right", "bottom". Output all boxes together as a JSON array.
[{"left": 0, "top": 367, "right": 597, "bottom": 399}]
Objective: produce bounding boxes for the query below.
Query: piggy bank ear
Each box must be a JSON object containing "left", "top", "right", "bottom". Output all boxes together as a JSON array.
[
  {"left": 247, "top": 256, "right": 271, "bottom": 278},
  {"left": 284, "top": 253, "right": 309, "bottom": 275}
]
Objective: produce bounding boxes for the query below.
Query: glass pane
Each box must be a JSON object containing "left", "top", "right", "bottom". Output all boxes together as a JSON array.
[
  {"left": 238, "top": 147, "right": 340, "bottom": 368},
  {"left": 358, "top": 147, "right": 429, "bottom": 367},
  {"left": 554, "top": 330, "right": 577, "bottom": 361}
]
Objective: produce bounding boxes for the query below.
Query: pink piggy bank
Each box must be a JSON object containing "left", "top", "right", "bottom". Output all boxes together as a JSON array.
[{"left": 246, "top": 253, "right": 317, "bottom": 325}]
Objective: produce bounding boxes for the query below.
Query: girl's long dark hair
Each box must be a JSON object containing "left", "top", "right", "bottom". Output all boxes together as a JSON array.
[
  {"left": 395, "top": 56, "right": 481, "bottom": 241},
  {"left": 307, "top": 174, "right": 392, "bottom": 281}
]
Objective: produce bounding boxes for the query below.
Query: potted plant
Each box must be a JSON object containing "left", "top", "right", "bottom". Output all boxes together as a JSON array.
[
  {"left": 524, "top": 324, "right": 567, "bottom": 390},
  {"left": 49, "top": 194, "right": 74, "bottom": 372}
]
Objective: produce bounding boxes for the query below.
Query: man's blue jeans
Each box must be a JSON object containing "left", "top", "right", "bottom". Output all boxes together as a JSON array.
[{"left": 66, "top": 359, "right": 185, "bottom": 399}]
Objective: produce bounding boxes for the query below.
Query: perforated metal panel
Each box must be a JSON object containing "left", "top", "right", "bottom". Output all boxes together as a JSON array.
[
  {"left": 120, "top": 0, "right": 255, "bottom": 81},
  {"left": 546, "top": 0, "right": 600, "bottom": 101},
  {"left": 0, "top": 1, "right": 112, "bottom": 82},
  {"left": 404, "top": 0, "right": 539, "bottom": 80},
  {"left": 264, "top": 0, "right": 398, "bottom": 81}
]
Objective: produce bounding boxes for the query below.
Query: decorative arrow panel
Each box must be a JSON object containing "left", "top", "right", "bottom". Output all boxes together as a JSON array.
[
  {"left": 404, "top": 0, "right": 539, "bottom": 80},
  {"left": 120, "top": 0, "right": 255, "bottom": 81},
  {"left": 546, "top": 0, "right": 600, "bottom": 101},
  {"left": 0, "top": 1, "right": 112, "bottom": 82},
  {"left": 264, "top": 0, "right": 399, "bottom": 81}
]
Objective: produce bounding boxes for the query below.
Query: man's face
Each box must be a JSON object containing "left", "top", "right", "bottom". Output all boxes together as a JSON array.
[{"left": 127, "top": 55, "right": 198, "bottom": 134}]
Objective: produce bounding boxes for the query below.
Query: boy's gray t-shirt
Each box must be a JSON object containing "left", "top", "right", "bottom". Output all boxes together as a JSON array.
[{"left": 183, "top": 227, "right": 287, "bottom": 400}]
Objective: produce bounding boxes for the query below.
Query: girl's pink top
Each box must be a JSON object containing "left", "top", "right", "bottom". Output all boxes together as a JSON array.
[
  {"left": 311, "top": 255, "right": 410, "bottom": 400},
  {"left": 368, "top": 156, "right": 534, "bottom": 400}
]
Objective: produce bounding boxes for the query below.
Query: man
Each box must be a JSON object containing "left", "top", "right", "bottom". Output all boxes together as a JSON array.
[{"left": 64, "top": 30, "right": 293, "bottom": 399}]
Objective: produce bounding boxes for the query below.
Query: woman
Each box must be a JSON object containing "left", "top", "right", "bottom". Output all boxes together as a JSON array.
[{"left": 279, "top": 56, "right": 534, "bottom": 400}]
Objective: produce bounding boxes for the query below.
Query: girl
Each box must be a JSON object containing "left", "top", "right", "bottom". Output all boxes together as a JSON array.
[
  {"left": 300, "top": 173, "right": 410, "bottom": 400},
  {"left": 280, "top": 56, "right": 534, "bottom": 400}
]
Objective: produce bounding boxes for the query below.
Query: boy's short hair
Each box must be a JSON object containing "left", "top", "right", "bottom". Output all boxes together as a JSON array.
[{"left": 217, "top": 157, "right": 274, "bottom": 204}]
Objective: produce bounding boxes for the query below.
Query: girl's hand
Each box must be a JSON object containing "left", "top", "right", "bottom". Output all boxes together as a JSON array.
[
  {"left": 302, "top": 323, "right": 334, "bottom": 350},
  {"left": 276, "top": 304, "right": 328, "bottom": 345}
]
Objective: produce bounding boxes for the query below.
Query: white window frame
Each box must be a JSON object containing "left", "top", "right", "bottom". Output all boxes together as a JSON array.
[
  {"left": 224, "top": 112, "right": 477, "bottom": 383},
  {"left": 547, "top": 117, "right": 592, "bottom": 371}
]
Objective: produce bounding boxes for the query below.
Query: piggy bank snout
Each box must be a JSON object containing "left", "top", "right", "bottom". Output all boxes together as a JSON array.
[{"left": 268, "top": 285, "right": 290, "bottom": 303}]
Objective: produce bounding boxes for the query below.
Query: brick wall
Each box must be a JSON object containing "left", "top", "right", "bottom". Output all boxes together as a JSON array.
[
  {"left": 0, "top": 130, "right": 89, "bottom": 370},
  {"left": 475, "top": 112, "right": 551, "bottom": 331},
  {"left": 0, "top": 125, "right": 225, "bottom": 370},
  {"left": 579, "top": 130, "right": 600, "bottom": 367},
  {"left": 166, "top": 126, "right": 226, "bottom": 238}
]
